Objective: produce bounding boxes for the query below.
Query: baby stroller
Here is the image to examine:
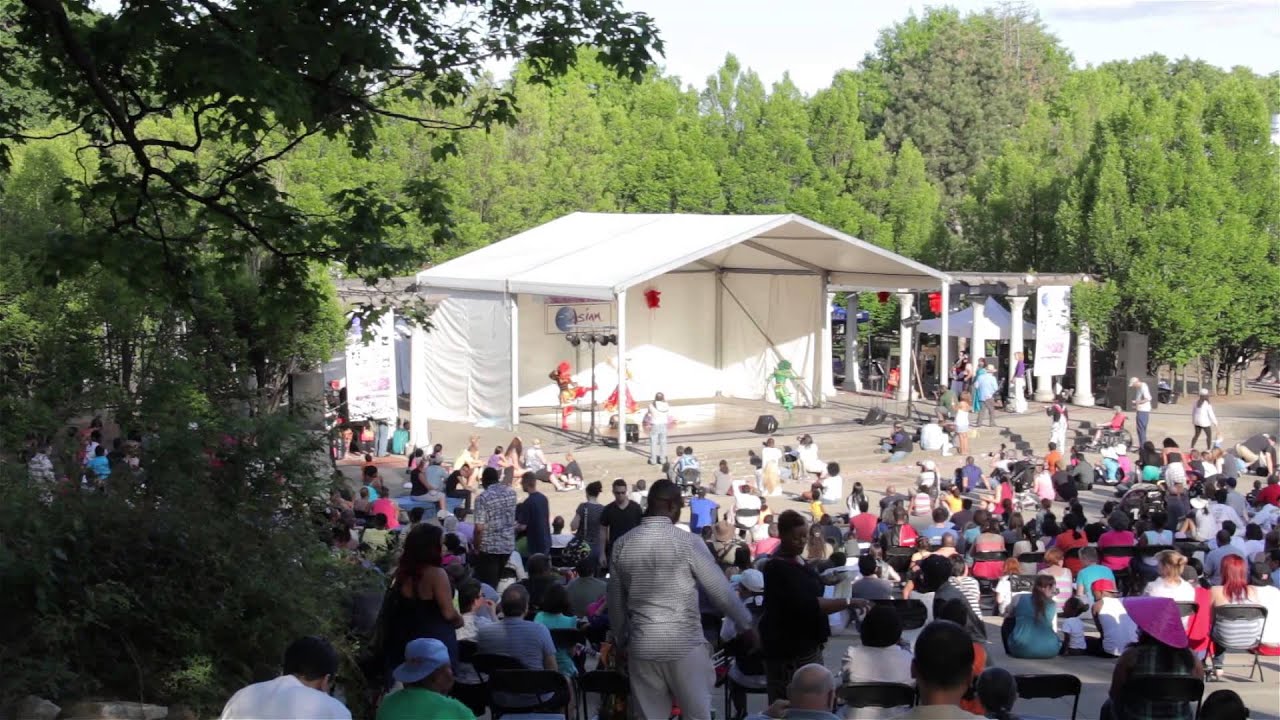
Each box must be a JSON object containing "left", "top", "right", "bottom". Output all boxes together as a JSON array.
[{"left": 1119, "top": 482, "right": 1167, "bottom": 521}]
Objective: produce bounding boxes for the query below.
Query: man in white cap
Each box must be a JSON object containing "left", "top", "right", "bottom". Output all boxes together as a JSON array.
[
  {"left": 1129, "top": 376, "right": 1152, "bottom": 448},
  {"left": 377, "top": 638, "right": 470, "bottom": 720},
  {"left": 917, "top": 459, "right": 940, "bottom": 502},
  {"left": 1190, "top": 388, "right": 1218, "bottom": 452}
]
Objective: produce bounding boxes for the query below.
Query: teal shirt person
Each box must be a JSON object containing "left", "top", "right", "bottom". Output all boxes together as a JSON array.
[
  {"left": 1076, "top": 564, "right": 1116, "bottom": 603},
  {"left": 1007, "top": 594, "right": 1060, "bottom": 659},
  {"left": 534, "top": 611, "right": 579, "bottom": 675},
  {"left": 376, "top": 687, "right": 473, "bottom": 720}
]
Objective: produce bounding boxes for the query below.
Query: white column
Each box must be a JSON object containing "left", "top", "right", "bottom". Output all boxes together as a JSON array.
[
  {"left": 507, "top": 293, "right": 520, "bottom": 429},
  {"left": 1073, "top": 322, "right": 1095, "bottom": 406},
  {"left": 409, "top": 321, "right": 430, "bottom": 448},
  {"left": 897, "top": 293, "right": 913, "bottom": 402},
  {"left": 843, "top": 294, "right": 862, "bottom": 392},
  {"left": 1007, "top": 296, "right": 1028, "bottom": 407},
  {"left": 938, "top": 283, "right": 950, "bottom": 390},
  {"left": 970, "top": 296, "right": 988, "bottom": 368},
  {"left": 1033, "top": 367, "right": 1055, "bottom": 401},
  {"left": 615, "top": 290, "right": 628, "bottom": 453}
]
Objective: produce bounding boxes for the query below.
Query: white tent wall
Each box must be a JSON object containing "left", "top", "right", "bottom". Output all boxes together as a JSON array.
[
  {"left": 517, "top": 272, "right": 718, "bottom": 407},
  {"left": 418, "top": 291, "right": 513, "bottom": 426},
  {"left": 719, "top": 273, "right": 835, "bottom": 406},
  {"left": 513, "top": 270, "right": 835, "bottom": 410}
]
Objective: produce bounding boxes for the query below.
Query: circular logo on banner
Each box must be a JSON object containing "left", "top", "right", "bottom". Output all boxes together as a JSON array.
[{"left": 554, "top": 306, "right": 577, "bottom": 332}]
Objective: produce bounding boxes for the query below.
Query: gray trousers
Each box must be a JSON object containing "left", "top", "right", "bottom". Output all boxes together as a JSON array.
[
  {"left": 649, "top": 424, "right": 668, "bottom": 463},
  {"left": 975, "top": 400, "right": 997, "bottom": 427},
  {"left": 628, "top": 643, "right": 716, "bottom": 720}
]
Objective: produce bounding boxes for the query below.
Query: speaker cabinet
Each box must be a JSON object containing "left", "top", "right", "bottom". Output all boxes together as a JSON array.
[
  {"left": 1117, "top": 332, "right": 1149, "bottom": 378},
  {"left": 752, "top": 415, "right": 779, "bottom": 434}
]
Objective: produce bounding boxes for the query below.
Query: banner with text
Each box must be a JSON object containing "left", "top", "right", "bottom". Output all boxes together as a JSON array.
[
  {"left": 345, "top": 312, "right": 398, "bottom": 421},
  {"left": 544, "top": 297, "right": 614, "bottom": 334},
  {"left": 1033, "top": 286, "right": 1071, "bottom": 377}
]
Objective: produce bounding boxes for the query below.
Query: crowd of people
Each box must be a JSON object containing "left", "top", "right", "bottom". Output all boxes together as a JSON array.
[{"left": 42, "top": 396, "right": 1274, "bottom": 719}]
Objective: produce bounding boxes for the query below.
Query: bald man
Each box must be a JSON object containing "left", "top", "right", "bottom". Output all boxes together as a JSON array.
[{"left": 748, "top": 663, "right": 839, "bottom": 720}]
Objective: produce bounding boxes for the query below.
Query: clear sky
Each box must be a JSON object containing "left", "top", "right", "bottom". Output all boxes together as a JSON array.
[{"left": 624, "top": 0, "right": 1280, "bottom": 93}]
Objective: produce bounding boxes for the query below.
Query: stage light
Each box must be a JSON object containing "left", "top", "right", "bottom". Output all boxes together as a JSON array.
[
  {"left": 601, "top": 333, "right": 617, "bottom": 346},
  {"left": 567, "top": 333, "right": 581, "bottom": 347}
]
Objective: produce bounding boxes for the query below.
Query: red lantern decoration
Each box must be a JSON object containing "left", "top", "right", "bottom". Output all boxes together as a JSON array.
[
  {"left": 927, "top": 292, "right": 942, "bottom": 314},
  {"left": 644, "top": 288, "right": 661, "bottom": 309},
  {"left": 876, "top": 291, "right": 891, "bottom": 304}
]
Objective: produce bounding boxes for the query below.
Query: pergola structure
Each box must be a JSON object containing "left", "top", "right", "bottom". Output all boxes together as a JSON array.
[{"left": 890, "top": 271, "right": 1099, "bottom": 406}]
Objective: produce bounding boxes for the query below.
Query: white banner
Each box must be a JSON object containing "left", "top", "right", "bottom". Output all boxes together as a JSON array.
[
  {"left": 345, "top": 312, "right": 398, "bottom": 421},
  {"left": 1034, "top": 286, "right": 1071, "bottom": 377}
]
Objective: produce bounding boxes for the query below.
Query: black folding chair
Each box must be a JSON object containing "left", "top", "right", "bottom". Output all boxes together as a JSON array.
[
  {"left": 1175, "top": 601, "right": 1199, "bottom": 620},
  {"left": 550, "top": 627, "right": 588, "bottom": 674},
  {"left": 1122, "top": 674, "right": 1203, "bottom": 717},
  {"left": 1017, "top": 551, "right": 1046, "bottom": 567},
  {"left": 1014, "top": 673, "right": 1082, "bottom": 720},
  {"left": 578, "top": 669, "right": 627, "bottom": 720},
  {"left": 1211, "top": 605, "right": 1268, "bottom": 681},
  {"left": 838, "top": 682, "right": 916, "bottom": 710},
  {"left": 1099, "top": 546, "right": 1137, "bottom": 594},
  {"left": 1174, "top": 541, "right": 1209, "bottom": 558},
  {"left": 885, "top": 547, "right": 915, "bottom": 576},
  {"left": 873, "top": 598, "right": 929, "bottom": 630},
  {"left": 722, "top": 651, "right": 767, "bottom": 720},
  {"left": 1010, "top": 574, "right": 1040, "bottom": 594},
  {"left": 470, "top": 652, "right": 524, "bottom": 678},
  {"left": 487, "top": 669, "right": 572, "bottom": 719}
]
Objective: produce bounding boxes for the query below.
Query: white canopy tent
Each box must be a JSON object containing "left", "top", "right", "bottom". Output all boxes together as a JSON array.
[
  {"left": 917, "top": 296, "right": 1037, "bottom": 340},
  {"left": 411, "top": 213, "right": 952, "bottom": 445}
]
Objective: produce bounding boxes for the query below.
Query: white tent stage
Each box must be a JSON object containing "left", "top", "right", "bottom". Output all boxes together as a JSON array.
[
  {"left": 917, "top": 296, "right": 1037, "bottom": 340},
  {"left": 410, "top": 213, "right": 952, "bottom": 446}
]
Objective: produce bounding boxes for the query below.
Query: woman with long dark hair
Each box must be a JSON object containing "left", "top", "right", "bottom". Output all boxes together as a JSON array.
[
  {"left": 381, "top": 523, "right": 463, "bottom": 683},
  {"left": 1004, "top": 575, "right": 1060, "bottom": 658},
  {"left": 1055, "top": 513, "right": 1088, "bottom": 575}
]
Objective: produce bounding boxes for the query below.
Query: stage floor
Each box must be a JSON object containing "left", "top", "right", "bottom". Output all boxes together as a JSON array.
[{"left": 519, "top": 392, "right": 902, "bottom": 442}]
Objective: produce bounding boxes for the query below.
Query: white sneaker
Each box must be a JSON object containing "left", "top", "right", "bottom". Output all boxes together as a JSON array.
[{"left": 402, "top": 482, "right": 413, "bottom": 490}]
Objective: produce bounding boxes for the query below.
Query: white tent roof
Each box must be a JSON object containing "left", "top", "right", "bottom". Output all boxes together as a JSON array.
[
  {"left": 917, "top": 296, "right": 1036, "bottom": 340},
  {"left": 415, "top": 213, "right": 951, "bottom": 300}
]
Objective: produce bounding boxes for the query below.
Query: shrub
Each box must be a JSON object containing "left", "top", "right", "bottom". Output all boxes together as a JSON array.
[{"left": 0, "top": 413, "right": 381, "bottom": 716}]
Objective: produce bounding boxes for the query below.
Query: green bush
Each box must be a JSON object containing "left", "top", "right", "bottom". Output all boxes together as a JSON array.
[{"left": 0, "top": 413, "right": 382, "bottom": 717}]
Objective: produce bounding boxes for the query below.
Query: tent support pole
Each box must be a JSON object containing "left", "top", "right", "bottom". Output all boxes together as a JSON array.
[
  {"left": 812, "top": 273, "right": 828, "bottom": 408},
  {"left": 715, "top": 271, "right": 725, "bottom": 381},
  {"left": 615, "top": 290, "right": 628, "bottom": 453},
  {"left": 939, "top": 283, "right": 950, "bottom": 391},
  {"left": 508, "top": 292, "right": 519, "bottom": 430}
]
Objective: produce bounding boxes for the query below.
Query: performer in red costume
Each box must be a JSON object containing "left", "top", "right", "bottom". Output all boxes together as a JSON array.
[
  {"left": 551, "top": 361, "right": 593, "bottom": 430},
  {"left": 603, "top": 359, "right": 637, "bottom": 415}
]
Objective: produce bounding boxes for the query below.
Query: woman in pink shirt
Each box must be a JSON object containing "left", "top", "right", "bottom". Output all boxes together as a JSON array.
[
  {"left": 370, "top": 496, "right": 402, "bottom": 530},
  {"left": 1097, "top": 510, "right": 1136, "bottom": 571}
]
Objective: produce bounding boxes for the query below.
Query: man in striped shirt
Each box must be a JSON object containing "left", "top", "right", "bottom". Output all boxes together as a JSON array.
[{"left": 608, "top": 479, "right": 755, "bottom": 720}]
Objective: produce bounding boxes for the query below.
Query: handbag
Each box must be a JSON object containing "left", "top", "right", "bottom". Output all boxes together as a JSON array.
[{"left": 563, "top": 505, "right": 591, "bottom": 565}]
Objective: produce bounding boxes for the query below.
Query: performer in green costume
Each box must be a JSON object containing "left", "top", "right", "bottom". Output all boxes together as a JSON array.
[{"left": 771, "top": 360, "right": 804, "bottom": 415}]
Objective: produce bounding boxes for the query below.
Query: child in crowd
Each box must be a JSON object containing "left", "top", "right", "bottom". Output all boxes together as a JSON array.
[
  {"left": 486, "top": 446, "right": 503, "bottom": 469},
  {"left": 1058, "top": 597, "right": 1089, "bottom": 655},
  {"left": 714, "top": 459, "right": 733, "bottom": 495}
]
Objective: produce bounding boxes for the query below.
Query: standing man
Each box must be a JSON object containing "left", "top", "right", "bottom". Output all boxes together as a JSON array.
[
  {"left": 515, "top": 471, "right": 552, "bottom": 557},
  {"left": 472, "top": 466, "right": 517, "bottom": 588},
  {"left": 607, "top": 479, "right": 755, "bottom": 720},
  {"left": 972, "top": 364, "right": 999, "bottom": 427},
  {"left": 1130, "top": 376, "right": 1153, "bottom": 449},
  {"left": 1011, "top": 351, "right": 1028, "bottom": 414},
  {"left": 644, "top": 392, "right": 671, "bottom": 466},
  {"left": 600, "top": 478, "right": 643, "bottom": 567},
  {"left": 1190, "top": 389, "right": 1218, "bottom": 452}
]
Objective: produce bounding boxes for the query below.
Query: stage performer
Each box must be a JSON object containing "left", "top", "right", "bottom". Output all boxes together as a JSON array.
[
  {"left": 770, "top": 360, "right": 804, "bottom": 416},
  {"left": 603, "top": 357, "right": 637, "bottom": 415},
  {"left": 550, "top": 361, "right": 592, "bottom": 430}
]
